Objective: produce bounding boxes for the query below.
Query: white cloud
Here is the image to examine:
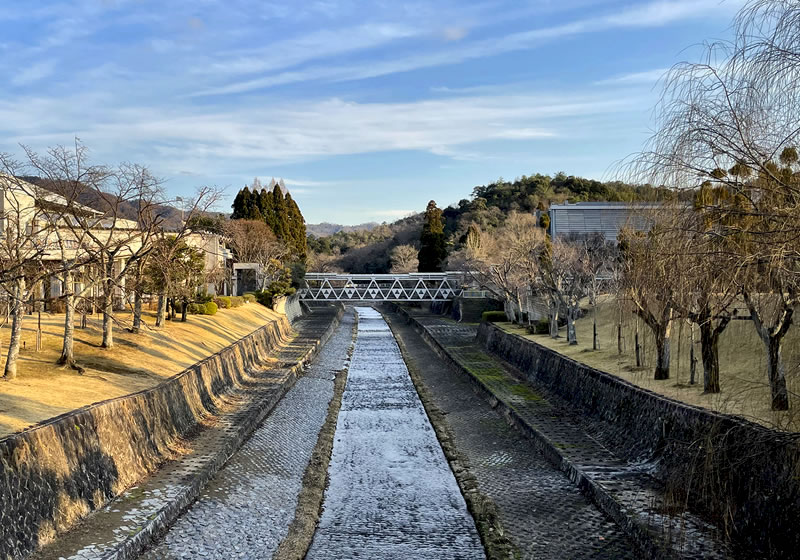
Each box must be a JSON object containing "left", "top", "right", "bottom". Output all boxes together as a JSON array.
[
  {"left": 11, "top": 60, "right": 55, "bottom": 86},
  {"left": 373, "top": 209, "right": 416, "bottom": 218},
  {"left": 194, "top": 0, "right": 741, "bottom": 96},
  {"left": 594, "top": 68, "right": 670, "bottom": 86}
]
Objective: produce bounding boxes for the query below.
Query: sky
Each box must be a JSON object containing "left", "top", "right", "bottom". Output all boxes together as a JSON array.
[{"left": 0, "top": 0, "right": 745, "bottom": 224}]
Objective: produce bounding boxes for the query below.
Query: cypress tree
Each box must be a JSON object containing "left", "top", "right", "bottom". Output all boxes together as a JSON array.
[
  {"left": 231, "top": 187, "right": 251, "bottom": 219},
  {"left": 271, "top": 184, "right": 289, "bottom": 241},
  {"left": 418, "top": 200, "right": 447, "bottom": 272},
  {"left": 285, "top": 193, "right": 307, "bottom": 258}
]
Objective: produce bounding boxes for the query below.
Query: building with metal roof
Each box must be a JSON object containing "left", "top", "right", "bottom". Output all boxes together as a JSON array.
[{"left": 548, "top": 201, "right": 659, "bottom": 242}]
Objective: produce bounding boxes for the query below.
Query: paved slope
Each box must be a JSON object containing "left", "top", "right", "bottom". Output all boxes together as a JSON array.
[
  {"left": 139, "top": 311, "right": 355, "bottom": 560},
  {"left": 306, "top": 307, "right": 484, "bottom": 560}
]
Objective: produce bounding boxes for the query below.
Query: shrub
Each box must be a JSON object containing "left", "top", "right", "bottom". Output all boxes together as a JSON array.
[
  {"left": 242, "top": 293, "right": 256, "bottom": 303},
  {"left": 195, "top": 291, "right": 213, "bottom": 304},
  {"left": 530, "top": 318, "right": 550, "bottom": 335},
  {"left": 482, "top": 310, "right": 508, "bottom": 323},
  {"left": 229, "top": 296, "right": 244, "bottom": 308},
  {"left": 202, "top": 301, "right": 218, "bottom": 315},
  {"left": 186, "top": 303, "right": 202, "bottom": 314},
  {"left": 214, "top": 296, "right": 231, "bottom": 309}
]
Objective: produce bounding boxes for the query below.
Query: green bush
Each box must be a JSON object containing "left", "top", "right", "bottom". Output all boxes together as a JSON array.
[
  {"left": 186, "top": 303, "right": 202, "bottom": 314},
  {"left": 242, "top": 293, "right": 256, "bottom": 303},
  {"left": 229, "top": 296, "right": 244, "bottom": 308},
  {"left": 481, "top": 310, "right": 508, "bottom": 323},
  {"left": 197, "top": 301, "right": 218, "bottom": 315},
  {"left": 531, "top": 318, "right": 550, "bottom": 335},
  {"left": 195, "top": 291, "right": 213, "bottom": 304},
  {"left": 214, "top": 296, "right": 231, "bottom": 309}
]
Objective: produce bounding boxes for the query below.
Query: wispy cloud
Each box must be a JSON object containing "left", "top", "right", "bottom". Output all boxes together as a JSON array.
[
  {"left": 594, "top": 68, "right": 670, "bottom": 86},
  {"left": 11, "top": 60, "right": 56, "bottom": 86},
  {"left": 194, "top": 0, "right": 742, "bottom": 96}
]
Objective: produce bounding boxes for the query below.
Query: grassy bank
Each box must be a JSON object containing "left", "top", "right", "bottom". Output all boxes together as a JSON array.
[
  {"left": 0, "top": 303, "right": 283, "bottom": 437},
  {"left": 501, "top": 296, "right": 800, "bottom": 431}
]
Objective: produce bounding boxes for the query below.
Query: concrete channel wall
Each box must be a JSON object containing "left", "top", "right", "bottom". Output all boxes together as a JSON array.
[
  {"left": 0, "top": 306, "right": 337, "bottom": 560},
  {"left": 476, "top": 321, "right": 800, "bottom": 558}
]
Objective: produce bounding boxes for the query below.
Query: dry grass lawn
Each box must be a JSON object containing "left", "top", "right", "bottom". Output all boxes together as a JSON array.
[
  {"left": 0, "top": 303, "right": 283, "bottom": 437},
  {"left": 501, "top": 296, "right": 800, "bottom": 432}
]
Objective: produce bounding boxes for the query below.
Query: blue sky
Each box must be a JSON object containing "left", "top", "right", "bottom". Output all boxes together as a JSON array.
[{"left": 0, "top": 0, "right": 743, "bottom": 224}]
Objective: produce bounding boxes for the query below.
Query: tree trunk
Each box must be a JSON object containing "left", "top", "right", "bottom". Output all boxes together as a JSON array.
[
  {"left": 181, "top": 297, "right": 188, "bottom": 322},
  {"left": 155, "top": 292, "right": 166, "bottom": 327},
  {"left": 3, "top": 277, "right": 26, "bottom": 379},
  {"left": 101, "top": 292, "right": 113, "bottom": 348},
  {"left": 132, "top": 291, "right": 143, "bottom": 333},
  {"left": 654, "top": 322, "right": 671, "bottom": 380},
  {"left": 700, "top": 322, "right": 720, "bottom": 393},
  {"left": 763, "top": 334, "right": 789, "bottom": 411},
  {"left": 689, "top": 325, "right": 697, "bottom": 386},
  {"left": 549, "top": 303, "right": 559, "bottom": 338},
  {"left": 59, "top": 271, "right": 75, "bottom": 366},
  {"left": 567, "top": 306, "right": 578, "bottom": 345},
  {"left": 635, "top": 327, "right": 641, "bottom": 368}
]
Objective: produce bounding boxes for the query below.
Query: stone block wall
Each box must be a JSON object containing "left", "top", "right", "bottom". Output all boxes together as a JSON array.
[
  {"left": 477, "top": 322, "right": 800, "bottom": 558},
  {"left": 0, "top": 316, "right": 297, "bottom": 560}
]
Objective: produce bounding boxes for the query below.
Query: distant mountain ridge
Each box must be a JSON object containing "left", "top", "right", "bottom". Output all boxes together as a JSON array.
[{"left": 306, "top": 221, "right": 380, "bottom": 237}]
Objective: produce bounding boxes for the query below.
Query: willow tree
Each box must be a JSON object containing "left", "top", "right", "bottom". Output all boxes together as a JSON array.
[{"left": 630, "top": 0, "right": 800, "bottom": 407}]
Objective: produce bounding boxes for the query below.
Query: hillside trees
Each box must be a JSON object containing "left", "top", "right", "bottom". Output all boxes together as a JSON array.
[{"left": 418, "top": 200, "right": 447, "bottom": 272}]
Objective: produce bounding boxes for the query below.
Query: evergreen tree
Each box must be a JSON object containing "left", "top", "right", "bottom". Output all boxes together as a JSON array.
[
  {"left": 271, "top": 184, "right": 289, "bottom": 241},
  {"left": 418, "top": 200, "right": 447, "bottom": 272},
  {"left": 285, "top": 193, "right": 307, "bottom": 258},
  {"left": 231, "top": 187, "right": 251, "bottom": 219}
]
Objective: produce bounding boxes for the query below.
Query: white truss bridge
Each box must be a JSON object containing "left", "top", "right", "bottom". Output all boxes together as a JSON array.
[{"left": 300, "top": 273, "right": 465, "bottom": 302}]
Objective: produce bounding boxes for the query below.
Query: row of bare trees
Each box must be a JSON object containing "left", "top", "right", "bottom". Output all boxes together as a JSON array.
[
  {"left": 0, "top": 141, "right": 223, "bottom": 379},
  {"left": 626, "top": 0, "right": 800, "bottom": 411}
]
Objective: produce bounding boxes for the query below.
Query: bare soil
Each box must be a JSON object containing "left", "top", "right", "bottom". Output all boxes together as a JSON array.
[{"left": 0, "top": 303, "right": 282, "bottom": 437}]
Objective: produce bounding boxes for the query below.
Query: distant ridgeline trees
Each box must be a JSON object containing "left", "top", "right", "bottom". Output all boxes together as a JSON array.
[
  {"left": 231, "top": 177, "right": 307, "bottom": 258},
  {"left": 307, "top": 172, "right": 668, "bottom": 274}
]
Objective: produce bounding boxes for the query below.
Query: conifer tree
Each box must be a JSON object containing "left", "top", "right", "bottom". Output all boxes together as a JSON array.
[{"left": 418, "top": 200, "right": 447, "bottom": 272}]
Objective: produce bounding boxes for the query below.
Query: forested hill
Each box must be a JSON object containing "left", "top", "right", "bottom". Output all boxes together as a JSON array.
[{"left": 308, "top": 172, "right": 668, "bottom": 273}]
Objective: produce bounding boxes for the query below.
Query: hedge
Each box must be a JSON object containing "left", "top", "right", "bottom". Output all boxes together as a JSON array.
[
  {"left": 481, "top": 310, "right": 508, "bottom": 323},
  {"left": 214, "top": 296, "right": 231, "bottom": 309}
]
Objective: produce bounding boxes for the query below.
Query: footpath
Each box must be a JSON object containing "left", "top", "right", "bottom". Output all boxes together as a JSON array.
[
  {"left": 393, "top": 305, "right": 736, "bottom": 560},
  {"left": 32, "top": 307, "right": 341, "bottom": 560}
]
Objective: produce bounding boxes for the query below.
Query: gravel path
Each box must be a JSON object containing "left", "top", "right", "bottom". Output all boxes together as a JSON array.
[
  {"left": 306, "top": 307, "right": 484, "bottom": 560},
  {"left": 140, "top": 310, "right": 355, "bottom": 560}
]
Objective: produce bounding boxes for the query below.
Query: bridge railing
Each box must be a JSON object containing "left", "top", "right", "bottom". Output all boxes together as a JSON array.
[{"left": 300, "top": 272, "right": 466, "bottom": 302}]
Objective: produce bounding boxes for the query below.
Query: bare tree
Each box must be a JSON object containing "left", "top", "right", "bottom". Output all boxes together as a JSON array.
[
  {"left": 225, "top": 219, "right": 289, "bottom": 291},
  {"left": 539, "top": 238, "right": 593, "bottom": 345},
  {"left": 620, "top": 207, "right": 687, "bottom": 380},
  {"left": 628, "top": 0, "right": 800, "bottom": 406},
  {"left": 0, "top": 171, "right": 49, "bottom": 379},
  {"left": 145, "top": 188, "right": 222, "bottom": 327},
  {"left": 466, "top": 213, "right": 544, "bottom": 322},
  {"left": 20, "top": 141, "right": 108, "bottom": 370},
  {"left": 390, "top": 244, "right": 418, "bottom": 273}
]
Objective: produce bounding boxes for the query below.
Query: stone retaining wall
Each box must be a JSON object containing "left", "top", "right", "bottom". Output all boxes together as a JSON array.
[
  {"left": 0, "top": 312, "right": 306, "bottom": 560},
  {"left": 272, "top": 294, "right": 303, "bottom": 324},
  {"left": 477, "top": 322, "right": 800, "bottom": 558}
]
